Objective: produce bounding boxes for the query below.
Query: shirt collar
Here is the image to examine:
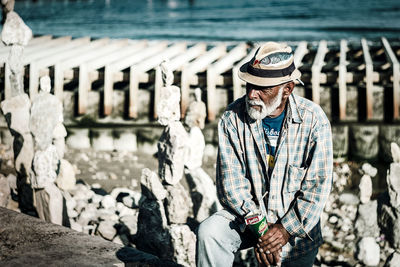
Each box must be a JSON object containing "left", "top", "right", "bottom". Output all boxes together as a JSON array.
[{"left": 288, "top": 94, "right": 303, "bottom": 124}]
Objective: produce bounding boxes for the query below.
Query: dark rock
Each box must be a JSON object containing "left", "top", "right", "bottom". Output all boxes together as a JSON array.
[
  {"left": 135, "top": 198, "right": 173, "bottom": 260},
  {"left": 91, "top": 187, "right": 108, "bottom": 196}
]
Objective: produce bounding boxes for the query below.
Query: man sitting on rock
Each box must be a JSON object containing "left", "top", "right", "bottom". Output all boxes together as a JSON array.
[{"left": 196, "top": 42, "right": 333, "bottom": 267}]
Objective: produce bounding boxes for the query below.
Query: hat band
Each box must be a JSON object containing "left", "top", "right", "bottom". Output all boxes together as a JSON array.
[{"left": 247, "top": 62, "right": 296, "bottom": 78}]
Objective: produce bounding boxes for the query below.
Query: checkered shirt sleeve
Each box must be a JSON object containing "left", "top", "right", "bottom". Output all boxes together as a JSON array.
[{"left": 216, "top": 116, "right": 257, "bottom": 217}]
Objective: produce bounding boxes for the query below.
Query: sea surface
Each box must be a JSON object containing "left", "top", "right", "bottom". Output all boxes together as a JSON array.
[{"left": 12, "top": 0, "right": 400, "bottom": 42}]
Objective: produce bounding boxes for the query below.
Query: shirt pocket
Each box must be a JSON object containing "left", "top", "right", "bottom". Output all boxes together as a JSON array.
[{"left": 285, "top": 164, "right": 306, "bottom": 193}]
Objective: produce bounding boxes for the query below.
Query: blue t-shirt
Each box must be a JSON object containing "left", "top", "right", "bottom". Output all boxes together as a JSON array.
[{"left": 262, "top": 110, "right": 286, "bottom": 174}]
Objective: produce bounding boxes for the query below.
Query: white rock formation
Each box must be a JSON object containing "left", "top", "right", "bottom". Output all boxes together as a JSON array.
[
  {"left": 34, "top": 182, "right": 64, "bottom": 225},
  {"left": 101, "top": 195, "right": 117, "bottom": 210},
  {"left": 170, "top": 224, "right": 196, "bottom": 267},
  {"left": 140, "top": 168, "right": 167, "bottom": 200},
  {"left": 185, "top": 168, "right": 221, "bottom": 222},
  {"left": 185, "top": 88, "right": 206, "bottom": 130},
  {"left": 30, "top": 76, "right": 63, "bottom": 151},
  {"left": 164, "top": 184, "right": 192, "bottom": 224},
  {"left": 1, "top": 11, "right": 32, "bottom": 46},
  {"left": 186, "top": 126, "right": 205, "bottom": 171},
  {"left": 56, "top": 159, "right": 76, "bottom": 191},
  {"left": 361, "top": 163, "right": 378, "bottom": 177},
  {"left": 0, "top": 94, "right": 34, "bottom": 178},
  {"left": 387, "top": 163, "right": 400, "bottom": 209},
  {"left": 157, "top": 60, "right": 181, "bottom": 126},
  {"left": 359, "top": 174, "right": 372, "bottom": 204},
  {"left": 97, "top": 220, "right": 117, "bottom": 241},
  {"left": 356, "top": 237, "right": 380, "bottom": 266},
  {"left": 0, "top": 93, "right": 30, "bottom": 134},
  {"left": 391, "top": 142, "right": 400, "bottom": 163},
  {"left": 385, "top": 252, "right": 400, "bottom": 267},
  {"left": 119, "top": 212, "right": 139, "bottom": 235},
  {"left": 158, "top": 121, "right": 188, "bottom": 185},
  {"left": 1, "top": 11, "right": 32, "bottom": 97},
  {"left": 53, "top": 123, "right": 67, "bottom": 159},
  {"left": 0, "top": 174, "right": 10, "bottom": 207},
  {"left": 32, "top": 145, "right": 59, "bottom": 188}
]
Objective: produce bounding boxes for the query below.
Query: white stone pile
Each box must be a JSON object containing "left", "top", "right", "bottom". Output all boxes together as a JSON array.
[
  {"left": 0, "top": 4, "right": 35, "bottom": 215},
  {"left": 355, "top": 163, "right": 380, "bottom": 266},
  {"left": 377, "top": 143, "right": 400, "bottom": 267},
  {"left": 317, "top": 163, "right": 358, "bottom": 264},
  {"left": 135, "top": 61, "right": 200, "bottom": 267},
  {"left": 184, "top": 88, "right": 221, "bottom": 222},
  {"left": 0, "top": 7, "right": 75, "bottom": 226},
  {"left": 62, "top": 183, "right": 142, "bottom": 246},
  {"left": 317, "top": 145, "right": 400, "bottom": 266}
]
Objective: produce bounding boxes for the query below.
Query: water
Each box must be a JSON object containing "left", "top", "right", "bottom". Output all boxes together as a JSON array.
[{"left": 12, "top": 0, "right": 400, "bottom": 42}]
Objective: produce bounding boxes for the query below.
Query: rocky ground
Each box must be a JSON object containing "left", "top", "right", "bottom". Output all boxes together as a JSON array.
[{"left": 0, "top": 142, "right": 398, "bottom": 267}]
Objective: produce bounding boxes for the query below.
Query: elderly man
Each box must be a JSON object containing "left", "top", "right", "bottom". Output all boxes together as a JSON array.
[{"left": 196, "top": 42, "right": 333, "bottom": 267}]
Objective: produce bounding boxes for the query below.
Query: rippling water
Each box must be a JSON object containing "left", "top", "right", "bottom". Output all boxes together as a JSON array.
[{"left": 13, "top": 0, "right": 400, "bottom": 41}]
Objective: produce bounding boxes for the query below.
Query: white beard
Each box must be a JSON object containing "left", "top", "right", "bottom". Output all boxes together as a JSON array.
[{"left": 246, "top": 86, "right": 284, "bottom": 120}]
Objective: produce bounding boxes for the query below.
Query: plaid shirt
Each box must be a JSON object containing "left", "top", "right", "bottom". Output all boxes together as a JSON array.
[{"left": 216, "top": 94, "right": 333, "bottom": 260}]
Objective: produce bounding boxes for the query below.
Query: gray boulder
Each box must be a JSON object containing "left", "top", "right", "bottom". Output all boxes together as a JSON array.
[
  {"left": 1, "top": 11, "right": 32, "bottom": 46},
  {"left": 355, "top": 200, "right": 380, "bottom": 238},
  {"left": 379, "top": 202, "right": 400, "bottom": 249},
  {"left": 30, "top": 90, "right": 63, "bottom": 151},
  {"left": 1, "top": 93, "right": 31, "bottom": 134},
  {"left": 120, "top": 213, "right": 139, "bottom": 236},
  {"left": 97, "top": 220, "right": 117, "bottom": 241},
  {"left": 140, "top": 168, "right": 167, "bottom": 200},
  {"left": 339, "top": 192, "right": 360, "bottom": 206},
  {"left": 0, "top": 174, "right": 10, "bottom": 207},
  {"left": 385, "top": 252, "right": 400, "bottom": 267},
  {"left": 170, "top": 224, "right": 196, "bottom": 267},
  {"left": 356, "top": 237, "right": 380, "bottom": 266},
  {"left": 164, "top": 184, "right": 192, "bottom": 224},
  {"left": 55, "top": 159, "right": 76, "bottom": 191},
  {"left": 157, "top": 121, "right": 188, "bottom": 185},
  {"left": 387, "top": 163, "right": 400, "bottom": 209},
  {"left": 185, "top": 168, "right": 221, "bottom": 222}
]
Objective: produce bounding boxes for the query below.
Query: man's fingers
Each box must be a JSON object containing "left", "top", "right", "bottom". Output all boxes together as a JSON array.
[
  {"left": 272, "top": 250, "right": 281, "bottom": 265},
  {"left": 254, "top": 247, "right": 262, "bottom": 264},
  {"left": 259, "top": 248, "right": 271, "bottom": 266},
  {"left": 264, "top": 238, "right": 284, "bottom": 253},
  {"left": 266, "top": 252, "right": 274, "bottom": 265},
  {"left": 259, "top": 227, "right": 277, "bottom": 241},
  {"left": 259, "top": 230, "right": 280, "bottom": 246}
]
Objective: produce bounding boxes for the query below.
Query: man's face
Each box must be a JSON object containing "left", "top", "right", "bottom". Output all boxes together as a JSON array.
[{"left": 245, "top": 83, "right": 284, "bottom": 120}]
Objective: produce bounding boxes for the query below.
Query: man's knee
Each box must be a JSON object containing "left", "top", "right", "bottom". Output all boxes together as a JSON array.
[{"left": 197, "top": 210, "right": 238, "bottom": 244}]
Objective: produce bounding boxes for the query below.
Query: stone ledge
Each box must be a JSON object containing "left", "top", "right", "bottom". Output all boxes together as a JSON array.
[{"left": 0, "top": 207, "right": 180, "bottom": 267}]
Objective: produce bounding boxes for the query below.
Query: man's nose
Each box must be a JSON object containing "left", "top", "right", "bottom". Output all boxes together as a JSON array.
[{"left": 248, "top": 89, "right": 259, "bottom": 99}]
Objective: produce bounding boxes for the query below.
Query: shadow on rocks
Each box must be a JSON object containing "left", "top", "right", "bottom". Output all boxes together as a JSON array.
[{"left": 116, "top": 246, "right": 182, "bottom": 267}]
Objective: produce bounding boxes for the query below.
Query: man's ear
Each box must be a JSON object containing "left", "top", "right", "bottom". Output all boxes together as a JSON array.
[{"left": 283, "top": 82, "right": 295, "bottom": 97}]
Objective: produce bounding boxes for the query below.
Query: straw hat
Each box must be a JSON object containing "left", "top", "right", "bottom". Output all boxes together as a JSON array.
[{"left": 238, "top": 42, "right": 302, "bottom": 87}]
